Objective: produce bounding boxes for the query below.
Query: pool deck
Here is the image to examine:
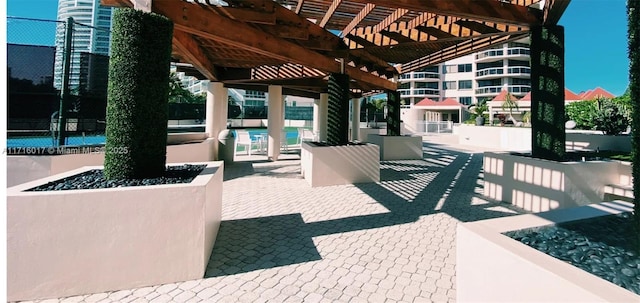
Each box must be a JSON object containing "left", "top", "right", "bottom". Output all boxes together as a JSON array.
[{"left": 14, "top": 134, "right": 523, "bottom": 303}]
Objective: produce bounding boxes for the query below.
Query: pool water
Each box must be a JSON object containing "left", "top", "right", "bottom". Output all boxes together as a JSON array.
[{"left": 6, "top": 129, "right": 302, "bottom": 148}]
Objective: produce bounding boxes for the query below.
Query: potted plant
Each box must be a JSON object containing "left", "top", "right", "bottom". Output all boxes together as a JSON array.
[{"left": 468, "top": 100, "right": 488, "bottom": 126}]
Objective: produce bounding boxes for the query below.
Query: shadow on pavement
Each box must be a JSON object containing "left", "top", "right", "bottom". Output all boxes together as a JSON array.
[{"left": 207, "top": 140, "right": 524, "bottom": 276}]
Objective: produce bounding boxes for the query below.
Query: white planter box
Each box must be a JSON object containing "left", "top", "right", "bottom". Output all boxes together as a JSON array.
[
  {"left": 358, "top": 127, "right": 386, "bottom": 143},
  {"left": 368, "top": 134, "right": 423, "bottom": 160},
  {"left": 7, "top": 161, "right": 224, "bottom": 301},
  {"left": 301, "top": 142, "right": 379, "bottom": 187},
  {"left": 483, "top": 152, "right": 631, "bottom": 212},
  {"left": 7, "top": 138, "right": 216, "bottom": 187},
  {"left": 457, "top": 201, "right": 638, "bottom": 302}
]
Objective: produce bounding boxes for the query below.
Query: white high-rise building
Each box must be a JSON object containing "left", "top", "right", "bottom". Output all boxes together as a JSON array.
[
  {"left": 399, "top": 38, "right": 531, "bottom": 108},
  {"left": 54, "top": 0, "right": 114, "bottom": 90}
]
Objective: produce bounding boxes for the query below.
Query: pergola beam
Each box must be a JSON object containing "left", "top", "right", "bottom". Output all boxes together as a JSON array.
[
  {"left": 153, "top": 1, "right": 396, "bottom": 90},
  {"left": 340, "top": 3, "right": 375, "bottom": 37},
  {"left": 319, "top": 0, "right": 343, "bottom": 27},
  {"left": 372, "top": 8, "right": 409, "bottom": 34},
  {"left": 414, "top": 26, "right": 456, "bottom": 39},
  {"left": 295, "top": 0, "right": 305, "bottom": 14},
  {"left": 455, "top": 20, "right": 501, "bottom": 34},
  {"left": 345, "top": 0, "right": 541, "bottom": 26},
  {"left": 172, "top": 30, "right": 219, "bottom": 81},
  {"left": 379, "top": 30, "right": 415, "bottom": 43}
]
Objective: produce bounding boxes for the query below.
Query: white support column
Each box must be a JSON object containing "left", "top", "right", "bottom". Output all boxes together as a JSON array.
[
  {"left": 313, "top": 98, "right": 321, "bottom": 137},
  {"left": 133, "top": 0, "right": 152, "bottom": 12},
  {"left": 351, "top": 97, "right": 360, "bottom": 142},
  {"left": 267, "top": 85, "right": 282, "bottom": 161},
  {"left": 319, "top": 93, "right": 328, "bottom": 141},
  {"left": 205, "top": 82, "right": 228, "bottom": 160}
]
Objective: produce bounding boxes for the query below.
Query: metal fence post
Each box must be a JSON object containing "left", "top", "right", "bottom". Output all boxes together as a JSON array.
[{"left": 57, "top": 17, "right": 74, "bottom": 146}]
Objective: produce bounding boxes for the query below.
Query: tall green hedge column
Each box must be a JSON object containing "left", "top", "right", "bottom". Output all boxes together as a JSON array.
[
  {"left": 386, "top": 90, "right": 401, "bottom": 136},
  {"left": 104, "top": 8, "right": 174, "bottom": 179},
  {"left": 327, "top": 73, "right": 350, "bottom": 145},
  {"left": 530, "top": 25, "right": 565, "bottom": 161},
  {"left": 627, "top": 0, "right": 640, "bottom": 239}
]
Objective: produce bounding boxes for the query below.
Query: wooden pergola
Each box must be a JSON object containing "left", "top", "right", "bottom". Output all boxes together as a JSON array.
[{"left": 101, "top": 0, "right": 570, "bottom": 98}]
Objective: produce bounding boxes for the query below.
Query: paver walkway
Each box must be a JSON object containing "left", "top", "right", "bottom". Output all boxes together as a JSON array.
[{"left": 17, "top": 135, "right": 524, "bottom": 303}]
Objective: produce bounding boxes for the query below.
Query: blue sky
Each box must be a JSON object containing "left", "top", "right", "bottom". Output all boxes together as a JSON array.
[{"left": 5, "top": 0, "right": 631, "bottom": 96}]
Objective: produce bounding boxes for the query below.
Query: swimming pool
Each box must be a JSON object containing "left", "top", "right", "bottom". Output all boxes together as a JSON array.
[{"left": 6, "top": 130, "right": 301, "bottom": 148}]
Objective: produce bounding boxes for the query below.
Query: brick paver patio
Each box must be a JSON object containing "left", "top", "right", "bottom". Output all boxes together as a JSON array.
[{"left": 16, "top": 135, "right": 524, "bottom": 303}]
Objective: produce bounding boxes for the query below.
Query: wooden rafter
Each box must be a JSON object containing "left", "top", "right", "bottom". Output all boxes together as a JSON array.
[
  {"left": 340, "top": 3, "right": 375, "bottom": 37},
  {"left": 344, "top": 0, "right": 541, "bottom": 26},
  {"left": 319, "top": 0, "right": 342, "bottom": 27},
  {"left": 152, "top": 1, "right": 396, "bottom": 90},
  {"left": 372, "top": 8, "right": 408, "bottom": 34},
  {"left": 295, "top": 0, "right": 305, "bottom": 14},
  {"left": 379, "top": 30, "right": 414, "bottom": 43},
  {"left": 543, "top": 0, "right": 571, "bottom": 25},
  {"left": 172, "top": 30, "right": 218, "bottom": 81},
  {"left": 455, "top": 20, "right": 501, "bottom": 34},
  {"left": 406, "top": 12, "right": 434, "bottom": 30},
  {"left": 414, "top": 26, "right": 456, "bottom": 39}
]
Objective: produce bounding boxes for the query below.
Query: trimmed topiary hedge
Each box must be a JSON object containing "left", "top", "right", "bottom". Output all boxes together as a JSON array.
[
  {"left": 530, "top": 25, "right": 566, "bottom": 161},
  {"left": 104, "top": 8, "right": 174, "bottom": 179},
  {"left": 627, "top": 0, "right": 640, "bottom": 243}
]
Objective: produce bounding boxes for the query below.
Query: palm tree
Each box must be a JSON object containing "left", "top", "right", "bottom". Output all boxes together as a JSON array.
[{"left": 502, "top": 92, "right": 519, "bottom": 124}]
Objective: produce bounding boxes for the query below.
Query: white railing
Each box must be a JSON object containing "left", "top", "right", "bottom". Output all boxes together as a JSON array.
[
  {"left": 476, "top": 67, "right": 504, "bottom": 77},
  {"left": 408, "top": 121, "right": 455, "bottom": 134}
]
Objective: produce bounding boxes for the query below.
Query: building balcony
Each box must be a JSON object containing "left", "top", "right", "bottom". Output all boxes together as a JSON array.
[
  {"left": 399, "top": 72, "right": 440, "bottom": 81},
  {"left": 475, "top": 85, "right": 531, "bottom": 96},
  {"left": 475, "top": 49, "right": 505, "bottom": 62},
  {"left": 506, "top": 67, "right": 531, "bottom": 76},
  {"left": 476, "top": 67, "right": 504, "bottom": 79},
  {"left": 399, "top": 89, "right": 440, "bottom": 97},
  {"left": 506, "top": 47, "right": 530, "bottom": 59}
]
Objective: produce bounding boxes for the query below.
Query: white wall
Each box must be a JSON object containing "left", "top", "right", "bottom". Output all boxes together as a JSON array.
[{"left": 455, "top": 125, "right": 632, "bottom": 153}]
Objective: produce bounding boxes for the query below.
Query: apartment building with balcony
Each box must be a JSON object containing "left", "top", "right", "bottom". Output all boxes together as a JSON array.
[{"left": 399, "top": 38, "right": 532, "bottom": 112}]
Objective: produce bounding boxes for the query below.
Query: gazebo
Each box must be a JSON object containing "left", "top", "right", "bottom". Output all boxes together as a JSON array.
[{"left": 101, "top": 0, "right": 571, "bottom": 161}]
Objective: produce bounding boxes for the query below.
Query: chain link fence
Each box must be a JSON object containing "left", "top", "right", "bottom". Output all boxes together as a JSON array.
[{"left": 7, "top": 16, "right": 110, "bottom": 153}]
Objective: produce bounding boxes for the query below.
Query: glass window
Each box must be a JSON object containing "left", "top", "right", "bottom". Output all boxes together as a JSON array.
[
  {"left": 418, "top": 66, "right": 439, "bottom": 73},
  {"left": 415, "top": 82, "right": 438, "bottom": 89},
  {"left": 458, "top": 80, "right": 472, "bottom": 90},
  {"left": 510, "top": 78, "right": 530, "bottom": 85},
  {"left": 508, "top": 59, "right": 529, "bottom": 67},
  {"left": 459, "top": 97, "right": 472, "bottom": 105},
  {"left": 458, "top": 64, "right": 472, "bottom": 72},
  {"left": 443, "top": 81, "right": 457, "bottom": 90},
  {"left": 443, "top": 65, "right": 457, "bottom": 74},
  {"left": 477, "top": 79, "right": 502, "bottom": 87}
]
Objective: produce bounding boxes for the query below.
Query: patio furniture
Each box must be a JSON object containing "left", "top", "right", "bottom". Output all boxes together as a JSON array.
[
  {"left": 234, "top": 131, "right": 259, "bottom": 155},
  {"left": 297, "top": 128, "right": 316, "bottom": 145}
]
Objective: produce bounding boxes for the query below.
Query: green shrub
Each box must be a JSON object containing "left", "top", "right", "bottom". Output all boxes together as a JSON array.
[
  {"left": 593, "top": 99, "right": 629, "bottom": 135},
  {"left": 104, "top": 8, "right": 174, "bottom": 179},
  {"left": 565, "top": 100, "right": 598, "bottom": 129}
]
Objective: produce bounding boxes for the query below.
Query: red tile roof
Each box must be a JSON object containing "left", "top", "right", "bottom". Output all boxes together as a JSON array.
[
  {"left": 580, "top": 87, "right": 615, "bottom": 100},
  {"left": 517, "top": 88, "right": 598, "bottom": 102},
  {"left": 565, "top": 88, "right": 582, "bottom": 101},
  {"left": 414, "top": 97, "right": 463, "bottom": 107},
  {"left": 414, "top": 97, "right": 439, "bottom": 106},
  {"left": 519, "top": 92, "right": 531, "bottom": 101},
  {"left": 490, "top": 90, "right": 517, "bottom": 102},
  {"left": 440, "top": 98, "right": 464, "bottom": 106}
]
